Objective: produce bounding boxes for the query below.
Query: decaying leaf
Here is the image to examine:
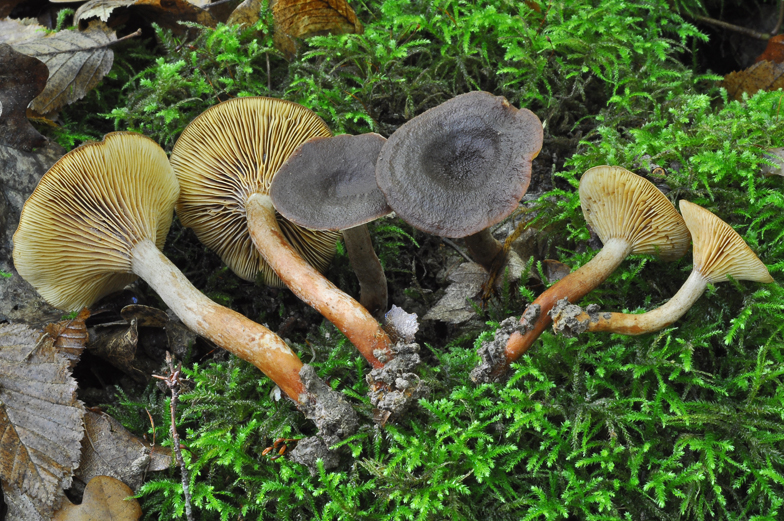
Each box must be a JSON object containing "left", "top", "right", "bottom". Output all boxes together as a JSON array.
[
  {"left": 0, "top": 18, "right": 46, "bottom": 46},
  {"left": 755, "top": 34, "right": 784, "bottom": 64},
  {"left": 11, "top": 21, "right": 116, "bottom": 114},
  {"left": 228, "top": 0, "right": 362, "bottom": 58},
  {"left": 761, "top": 147, "right": 784, "bottom": 176},
  {"left": 75, "top": 410, "right": 171, "bottom": 491},
  {"left": 53, "top": 476, "right": 142, "bottom": 521},
  {"left": 720, "top": 60, "right": 784, "bottom": 101},
  {"left": 0, "top": 44, "right": 49, "bottom": 151},
  {"left": 44, "top": 308, "right": 91, "bottom": 369},
  {"left": 541, "top": 259, "right": 571, "bottom": 283},
  {"left": 75, "top": 0, "right": 217, "bottom": 33},
  {"left": 0, "top": 322, "right": 85, "bottom": 518},
  {"left": 87, "top": 304, "right": 173, "bottom": 381}
]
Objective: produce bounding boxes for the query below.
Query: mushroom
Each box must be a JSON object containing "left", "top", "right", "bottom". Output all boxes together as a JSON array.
[
  {"left": 551, "top": 200, "right": 775, "bottom": 335},
  {"left": 470, "top": 165, "right": 692, "bottom": 383},
  {"left": 12, "top": 133, "right": 357, "bottom": 439},
  {"left": 375, "top": 91, "right": 543, "bottom": 271},
  {"left": 169, "top": 97, "right": 396, "bottom": 368},
  {"left": 270, "top": 133, "right": 392, "bottom": 319}
]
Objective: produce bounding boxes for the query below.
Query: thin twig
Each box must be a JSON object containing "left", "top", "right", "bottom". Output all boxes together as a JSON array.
[
  {"left": 153, "top": 353, "right": 194, "bottom": 521},
  {"left": 693, "top": 15, "right": 771, "bottom": 41},
  {"left": 773, "top": 0, "right": 784, "bottom": 36},
  {"left": 441, "top": 237, "right": 473, "bottom": 263}
]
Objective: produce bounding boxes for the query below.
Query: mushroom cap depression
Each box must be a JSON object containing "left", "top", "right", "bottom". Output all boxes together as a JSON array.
[
  {"left": 271, "top": 133, "right": 392, "bottom": 231},
  {"left": 680, "top": 200, "right": 774, "bottom": 284},
  {"left": 375, "top": 91, "right": 543, "bottom": 238},
  {"left": 579, "top": 165, "right": 691, "bottom": 261},
  {"left": 12, "top": 132, "right": 179, "bottom": 310},
  {"left": 169, "top": 97, "right": 340, "bottom": 285}
]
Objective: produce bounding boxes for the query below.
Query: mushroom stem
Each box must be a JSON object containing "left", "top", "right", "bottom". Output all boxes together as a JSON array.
[
  {"left": 246, "top": 193, "right": 394, "bottom": 368},
  {"left": 463, "top": 228, "right": 505, "bottom": 271},
  {"left": 342, "top": 225, "right": 388, "bottom": 319},
  {"left": 130, "top": 238, "right": 306, "bottom": 401},
  {"left": 553, "top": 270, "right": 709, "bottom": 335},
  {"left": 472, "top": 237, "right": 632, "bottom": 382}
]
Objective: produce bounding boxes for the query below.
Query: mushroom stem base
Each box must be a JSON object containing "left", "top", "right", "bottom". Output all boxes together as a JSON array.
[
  {"left": 130, "top": 238, "right": 306, "bottom": 401},
  {"left": 471, "top": 237, "right": 632, "bottom": 383}
]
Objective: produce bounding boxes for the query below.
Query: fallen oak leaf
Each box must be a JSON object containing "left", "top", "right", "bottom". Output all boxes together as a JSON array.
[
  {"left": 53, "top": 476, "right": 142, "bottom": 521},
  {"left": 0, "top": 44, "right": 49, "bottom": 151},
  {"left": 10, "top": 21, "right": 134, "bottom": 114},
  {"left": 0, "top": 322, "right": 86, "bottom": 518}
]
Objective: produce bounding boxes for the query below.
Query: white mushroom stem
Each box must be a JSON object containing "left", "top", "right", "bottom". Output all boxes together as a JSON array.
[
  {"left": 553, "top": 270, "right": 709, "bottom": 335},
  {"left": 342, "top": 225, "right": 388, "bottom": 319},
  {"left": 246, "top": 193, "right": 394, "bottom": 368},
  {"left": 130, "top": 238, "right": 306, "bottom": 401}
]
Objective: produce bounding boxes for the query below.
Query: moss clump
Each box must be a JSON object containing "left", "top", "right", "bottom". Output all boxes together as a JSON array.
[{"left": 41, "top": 0, "right": 784, "bottom": 519}]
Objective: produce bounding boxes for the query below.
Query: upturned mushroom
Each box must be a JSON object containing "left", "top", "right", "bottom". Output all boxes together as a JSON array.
[
  {"left": 169, "top": 97, "right": 396, "bottom": 369},
  {"left": 470, "top": 165, "right": 692, "bottom": 383},
  {"left": 270, "top": 133, "right": 392, "bottom": 319},
  {"left": 375, "top": 91, "right": 544, "bottom": 271},
  {"left": 551, "top": 200, "right": 774, "bottom": 335},
  {"left": 12, "top": 133, "right": 357, "bottom": 442}
]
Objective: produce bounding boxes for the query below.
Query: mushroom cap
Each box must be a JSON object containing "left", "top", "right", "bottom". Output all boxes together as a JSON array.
[
  {"left": 579, "top": 165, "right": 691, "bottom": 261},
  {"left": 375, "top": 91, "right": 543, "bottom": 238},
  {"left": 270, "top": 133, "right": 392, "bottom": 231},
  {"left": 680, "top": 200, "right": 774, "bottom": 284},
  {"left": 169, "top": 97, "right": 340, "bottom": 285},
  {"left": 12, "top": 132, "right": 179, "bottom": 311}
]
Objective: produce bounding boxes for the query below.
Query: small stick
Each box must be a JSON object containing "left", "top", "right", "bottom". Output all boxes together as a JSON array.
[
  {"left": 153, "top": 353, "right": 194, "bottom": 521},
  {"left": 692, "top": 15, "right": 772, "bottom": 41},
  {"left": 774, "top": 0, "right": 784, "bottom": 36}
]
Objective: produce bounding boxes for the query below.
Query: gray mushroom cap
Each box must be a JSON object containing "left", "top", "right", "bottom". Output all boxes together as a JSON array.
[
  {"left": 375, "top": 91, "right": 543, "bottom": 238},
  {"left": 271, "top": 133, "right": 392, "bottom": 231}
]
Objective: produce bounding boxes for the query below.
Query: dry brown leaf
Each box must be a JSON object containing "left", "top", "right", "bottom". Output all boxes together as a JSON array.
[
  {"left": 0, "top": 322, "right": 85, "bottom": 518},
  {"left": 228, "top": 0, "right": 361, "bottom": 58},
  {"left": 11, "top": 21, "right": 116, "bottom": 114},
  {"left": 76, "top": 410, "right": 172, "bottom": 491},
  {"left": 0, "top": 18, "right": 46, "bottom": 46},
  {"left": 720, "top": 60, "right": 784, "bottom": 101},
  {"left": 755, "top": 34, "right": 784, "bottom": 64},
  {"left": 0, "top": 44, "right": 49, "bottom": 151},
  {"left": 44, "top": 308, "right": 90, "bottom": 369},
  {"left": 75, "top": 0, "right": 217, "bottom": 33},
  {"left": 53, "top": 476, "right": 142, "bottom": 521},
  {"left": 273, "top": 0, "right": 362, "bottom": 57}
]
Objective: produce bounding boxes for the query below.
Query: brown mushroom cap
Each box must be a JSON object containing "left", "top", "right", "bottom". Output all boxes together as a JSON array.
[
  {"left": 375, "top": 91, "right": 543, "bottom": 238},
  {"left": 169, "top": 97, "right": 340, "bottom": 285},
  {"left": 12, "top": 132, "right": 179, "bottom": 310},
  {"left": 270, "top": 133, "right": 391, "bottom": 231},
  {"left": 681, "top": 200, "right": 774, "bottom": 284},
  {"left": 579, "top": 165, "right": 691, "bottom": 261}
]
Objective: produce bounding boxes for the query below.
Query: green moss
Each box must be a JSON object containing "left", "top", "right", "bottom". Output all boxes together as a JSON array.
[{"left": 43, "top": 0, "right": 784, "bottom": 518}]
